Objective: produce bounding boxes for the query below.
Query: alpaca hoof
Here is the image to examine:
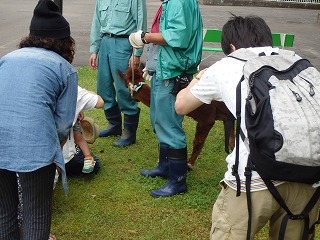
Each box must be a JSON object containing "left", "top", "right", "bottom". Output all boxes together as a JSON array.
[{"left": 187, "top": 163, "right": 194, "bottom": 171}]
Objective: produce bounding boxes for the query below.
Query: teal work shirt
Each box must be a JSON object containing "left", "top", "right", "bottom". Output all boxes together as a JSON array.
[
  {"left": 90, "top": 0, "right": 147, "bottom": 57},
  {"left": 157, "top": 0, "right": 203, "bottom": 80}
]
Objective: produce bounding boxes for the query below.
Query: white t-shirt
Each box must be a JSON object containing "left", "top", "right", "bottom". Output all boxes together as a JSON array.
[
  {"left": 63, "top": 86, "right": 99, "bottom": 163},
  {"left": 190, "top": 47, "right": 280, "bottom": 182}
]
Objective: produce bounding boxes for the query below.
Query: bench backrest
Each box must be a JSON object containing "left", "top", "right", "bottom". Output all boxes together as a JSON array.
[
  {"left": 271, "top": 33, "right": 295, "bottom": 48},
  {"left": 202, "top": 29, "right": 295, "bottom": 53},
  {"left": 202, "top": 29, "right": 223, "bottom": 52}
]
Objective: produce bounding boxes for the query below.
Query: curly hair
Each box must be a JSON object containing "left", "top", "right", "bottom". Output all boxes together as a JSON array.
[{"left": 18, "top": 35, "right": 76, "bottom": 63}]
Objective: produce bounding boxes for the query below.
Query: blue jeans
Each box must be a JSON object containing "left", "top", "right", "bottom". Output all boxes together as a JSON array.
[{"left": 0, "top": 163, "right": 56, "bottom": 240}]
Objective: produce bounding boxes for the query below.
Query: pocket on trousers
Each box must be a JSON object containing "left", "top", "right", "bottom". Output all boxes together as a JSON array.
[
  {"left": 210, "top": 222, "right": 231, "bottom": 240},
  {"left": 211, "top": 185, "right": 232, "bottom": 240}
]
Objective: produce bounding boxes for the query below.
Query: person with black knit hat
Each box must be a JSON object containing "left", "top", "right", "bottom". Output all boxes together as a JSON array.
[
  {"left": 29, "top": 0, "right": 70, "bottom": 39},
  {"left": 0, "top": 0, "right": 78, "bottom": 239}
]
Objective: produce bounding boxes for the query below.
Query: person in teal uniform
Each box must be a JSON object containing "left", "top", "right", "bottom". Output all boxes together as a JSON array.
[
  {"left": 89, "top": 0, "right": 147, "bottom": 147},
  {"left": 129, "top": 0, "right": 203, "bottom": 197}
]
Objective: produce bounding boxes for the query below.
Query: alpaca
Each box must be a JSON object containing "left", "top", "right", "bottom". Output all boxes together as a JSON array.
[{"left": 118, "top": 67, "right": 235, "bottom": 169}]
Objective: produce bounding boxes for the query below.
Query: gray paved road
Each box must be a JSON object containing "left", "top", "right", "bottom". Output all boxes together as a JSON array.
[{"left": 1, "top": 0, "right": 319, "bottom": 69}]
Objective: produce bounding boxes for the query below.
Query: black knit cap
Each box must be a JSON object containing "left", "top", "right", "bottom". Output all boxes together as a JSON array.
[{"left": 30, "top": 0, "right": 70, "bottom": 40}]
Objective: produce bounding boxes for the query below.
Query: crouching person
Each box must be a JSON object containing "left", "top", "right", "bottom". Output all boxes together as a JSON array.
[
  {"left": 0, "top": 0, "right": 78, "bottom": 238},
  {"left": 175, "top": 15, "right": 320, "bottom": 240},
  {"left": 62, "top": 86, "right": 104, "bottom": 176}
]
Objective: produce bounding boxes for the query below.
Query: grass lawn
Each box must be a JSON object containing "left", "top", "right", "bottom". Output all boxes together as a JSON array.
[{"left": 51, "top": 66, "right": 319, "bottom": 240}]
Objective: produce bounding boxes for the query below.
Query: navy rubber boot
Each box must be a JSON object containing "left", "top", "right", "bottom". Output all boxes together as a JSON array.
[
  {"left": 99, "top": 105, "right": 122, "bottom": 137},
  {"left": 140, "top": 144, "right": 169, "bottom": 178},
  {"left": 150, "top": 148, "right": 188, "bottom": 197},
  {"left": 114, "top": 109, "right": 140, "bottom": 147}
]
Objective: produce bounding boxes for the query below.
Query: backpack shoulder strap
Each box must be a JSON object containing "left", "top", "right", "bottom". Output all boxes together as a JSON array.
[
  {"left": 278, "top": 49, "right": 296, "bottom": 56},
  {"left": 263, "top": 179, "right": 320, "bottom": 240},
  {"left": 231, "top": 75, "right": 245, "bottom": 197},
  {"left": 224, "top": 110, "right": 235, "bottom": 154},
  {"left": 228, "top": 48, "right": 258, "bottom": 62}
]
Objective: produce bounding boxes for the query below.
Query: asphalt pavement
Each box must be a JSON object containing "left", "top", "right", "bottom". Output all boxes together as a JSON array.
[{"left": 0, "top": 0, "right": 319, "bottom": 69}]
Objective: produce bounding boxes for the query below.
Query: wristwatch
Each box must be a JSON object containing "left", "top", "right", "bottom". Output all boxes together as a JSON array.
[{"left": 141, "top": 31, "right": 149, "bottom": 44}]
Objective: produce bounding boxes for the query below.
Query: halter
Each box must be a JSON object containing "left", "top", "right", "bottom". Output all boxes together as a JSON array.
[
  {"left": 128, "top": 81, "right": 147, "bottom": 94},
  {"left": 129, "top": 54, "right": 147, "bottom": 97}
]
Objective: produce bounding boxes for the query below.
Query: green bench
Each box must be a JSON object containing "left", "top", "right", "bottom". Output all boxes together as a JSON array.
[{"left": 202, "top": 28, "right": 295, "bottom": 53}]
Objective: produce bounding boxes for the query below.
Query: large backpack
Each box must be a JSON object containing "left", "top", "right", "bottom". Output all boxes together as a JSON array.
[{"left": 229, "top": 49, "right": 320, "bottom": 240}]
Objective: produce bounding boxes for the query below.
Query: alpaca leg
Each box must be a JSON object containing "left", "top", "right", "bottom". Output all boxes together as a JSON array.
[
  {"left": 223, "top": 120, "right": 235, "bottom": 153},
  {"left": 228, "top": 121, "right": 235, "bottom": 150},
  {"left": 188, "top": 122, "right": 213, "bottom": 169}
]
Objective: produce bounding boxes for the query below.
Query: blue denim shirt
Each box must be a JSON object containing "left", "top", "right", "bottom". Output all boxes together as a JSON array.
[{"left": 0, "top": 47, "right": 78, "bottom": 193}]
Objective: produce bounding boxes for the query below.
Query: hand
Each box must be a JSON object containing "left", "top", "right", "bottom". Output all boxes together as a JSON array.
[
  {"left": 77, "top": 112, "right": 84, "bottom": 121},
  {"left": 142, "top": 68, "right": 152, "bottom": 81},
  {"left": 129, "top": 30, "right": 144, "bottom": 49},
  {"left": 195, "top": 68, "right": 207, "bottom": 80},
  {"left": 89, "top": 53, "right": 98, "bottom": 70}
]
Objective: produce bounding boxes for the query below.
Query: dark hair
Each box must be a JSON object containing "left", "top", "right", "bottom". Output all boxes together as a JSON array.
[
  {"left": 18, "top": 35, "right": 76, "bottom": 63},
  {"left": 221, "top": 14, "right": 273, "bottom": 55}
]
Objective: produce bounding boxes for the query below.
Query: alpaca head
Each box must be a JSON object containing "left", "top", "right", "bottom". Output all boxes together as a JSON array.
[
  {"left": 117, "top": 65, "right": 144, "bottom": 88},
  {"left": 116, "top": 65, "right": 151, "bottom": 107}
]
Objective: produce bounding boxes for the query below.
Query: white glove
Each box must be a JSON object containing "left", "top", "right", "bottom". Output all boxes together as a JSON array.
[
  {"left": 129, "top": 30, "right": 144, "bottom": 49},
  {"left": 142, "top": 68, "right": 153, "bottom": 81}
]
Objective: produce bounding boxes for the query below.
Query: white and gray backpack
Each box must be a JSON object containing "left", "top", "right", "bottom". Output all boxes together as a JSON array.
[{"left": 229, "top": 49, "right": 320, "bottom": 240}]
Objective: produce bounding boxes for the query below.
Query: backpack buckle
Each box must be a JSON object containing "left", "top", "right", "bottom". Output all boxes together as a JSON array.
[
  {"left": 244, "top": 167, "right": 252, "bottom": 177},
  {"left": 289, "top": 214, "right": 306, "bottom": 220}
]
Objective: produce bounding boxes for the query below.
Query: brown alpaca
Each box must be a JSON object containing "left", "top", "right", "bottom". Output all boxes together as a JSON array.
[{"left": 118, "top": 67, "right": 235, "bottom": 168}]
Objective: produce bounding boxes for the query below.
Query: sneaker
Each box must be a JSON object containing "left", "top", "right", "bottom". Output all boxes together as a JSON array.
[
  {"left": 49, "top": 234, "right": 56, "bottom": 240},
  {"left": 82, "top": 157, "right": 96, "bottom": 173}
]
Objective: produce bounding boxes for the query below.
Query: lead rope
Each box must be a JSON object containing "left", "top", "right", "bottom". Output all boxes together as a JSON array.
[{"left": 130, "top": 54, "right": 135, "bottom": 97}]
